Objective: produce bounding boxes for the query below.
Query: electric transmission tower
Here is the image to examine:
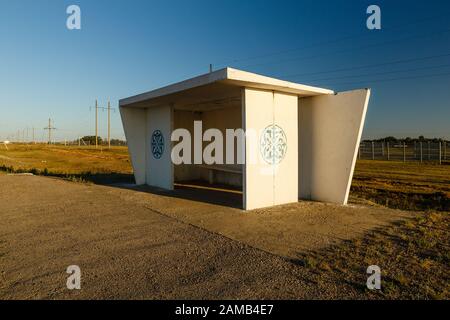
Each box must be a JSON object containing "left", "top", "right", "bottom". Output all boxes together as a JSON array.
[{"left": 44, "top": 118, "right": 56, "bottom": 144}]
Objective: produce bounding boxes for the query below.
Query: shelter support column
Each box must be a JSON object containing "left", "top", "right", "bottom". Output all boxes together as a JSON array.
[
  {"left": 146, "top": 104, "right": 174, "bottom": 190},
  {"left": 242, "top": 88, "right": 298, "bottom": 210}
]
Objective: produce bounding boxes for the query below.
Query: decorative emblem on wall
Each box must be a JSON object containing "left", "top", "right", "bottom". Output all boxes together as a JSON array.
[
  {"left": 151, "top": 130, "right": 164, "bottom": 159},
  {"left": 260, "top": 124, "right": 287, "bottom": 165}
]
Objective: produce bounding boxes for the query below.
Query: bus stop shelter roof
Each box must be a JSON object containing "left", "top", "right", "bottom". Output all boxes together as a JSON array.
[{"left": 119, "top": 67, "right": 335, "bottom": 109}]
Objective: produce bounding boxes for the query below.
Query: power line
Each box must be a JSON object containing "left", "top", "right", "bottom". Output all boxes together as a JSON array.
[
  {"left": 314, "top": 70, "right": 450, "bottom": 87},
  {"left": 142, "top": 28, "right": 450, "bottom": 95},
  {"left": 304, "top": 63, "right": 450, "bottom": 83},
  {"left": 213, "top": 11, "right": 450, "bottom": 67},
  {"left": 240, "top": 27, "right": 450, "bottom": 69},
  {"left": 282, "top": 52, "right": 450, "bottom": 78}
]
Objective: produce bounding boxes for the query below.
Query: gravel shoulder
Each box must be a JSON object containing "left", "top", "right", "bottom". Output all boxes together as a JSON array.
[{"left": 0, "top": 175, "right": 412, "bottom": 299}]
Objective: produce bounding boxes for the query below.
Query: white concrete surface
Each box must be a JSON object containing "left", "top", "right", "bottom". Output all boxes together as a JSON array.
[
  {"left": 298, "top": 89, "right": 370, "bottom": 204},
  {"left": 120, "top": 68, "right": 334, "bottom": 107},
  {"left": 243, "top": 88, "right": 298, "bottom": 210},
  {"left": 119, "top": 107, "right": 147, "bottom": 185},
  {"left": 172, "top": 107, "right": 243, "bottom": 186},
  {"left": 243, "top": 88, "right": 275, "bottom": 210},
  {"left": 273, "top": 92, "right": 298, "bottom": 206},
  {"left": 147, "top": 105, "right": 174, "bottom": 190},
  {"left": 120, "top": 68, "right": 370, "bottom": 209}
]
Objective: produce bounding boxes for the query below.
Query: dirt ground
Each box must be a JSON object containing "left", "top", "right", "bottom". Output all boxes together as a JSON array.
[
  {"left": 120, "top": 183, "right": 410, "bottom": 259},
  {"left": 0, "top": 174, "right": 414, "bottom": 299}
]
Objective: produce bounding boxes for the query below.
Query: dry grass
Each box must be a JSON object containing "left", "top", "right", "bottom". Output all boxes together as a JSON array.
[
  {"left": 352, "top": 160, "right": 450, "bottom": 211},
  {"left": 0, "top": 144, "right": 132, "bottom": 183},
  {"left": 0, "top": 144, "right": 131, "bottom": 173},
  {"left": 294, "top": 211, "right": 450, "bottom": 299}
]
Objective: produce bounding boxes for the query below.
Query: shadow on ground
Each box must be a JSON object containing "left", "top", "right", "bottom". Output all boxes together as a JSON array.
[
  {"left": 112, "top": 181, "right": 243, "bottom": 209},
  {"left": 1, "top": 164, "right": 244, "bottom": 208}
]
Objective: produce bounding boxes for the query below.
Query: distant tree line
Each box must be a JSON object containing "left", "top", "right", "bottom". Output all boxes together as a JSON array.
[
  {"left": 77, "top": 136, "right": 127, "bottom": 146},
  {"left": 363, "top": 136, "right": 447, "bottom": 143}
]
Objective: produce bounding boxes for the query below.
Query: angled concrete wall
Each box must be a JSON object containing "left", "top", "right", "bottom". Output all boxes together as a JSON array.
[
  {"left": 120, "top": 106, "right": 147, "bottom": 185},
  {"left": 298, "top": 89, "right": 370, "bottom": 204}
]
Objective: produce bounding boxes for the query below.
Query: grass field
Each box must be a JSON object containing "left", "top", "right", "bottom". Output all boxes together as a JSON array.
[
  {"left": 0, "top": 144, "right": 132, "bottom": 183},
  {"left": 0, "top": 143, "right": 448, "bottom": 299},
  {"left": 295, "top": 210, "right": 449, "bottom": 299},
  {"left": 0, "top": 144, "right": 448, "bottom": 211},
  {"left": 352, "top": 160, "right": 450, "bottom": 211}
]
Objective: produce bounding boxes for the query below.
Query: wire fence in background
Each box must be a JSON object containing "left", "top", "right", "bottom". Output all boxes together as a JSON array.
[{"left": 359, "top": 140, "right": 449, "bottom": 164}]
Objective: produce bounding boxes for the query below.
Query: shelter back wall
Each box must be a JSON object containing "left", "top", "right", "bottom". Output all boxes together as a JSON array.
[{"left": 173, "top": 105, "right": 242, "bottom": 186}]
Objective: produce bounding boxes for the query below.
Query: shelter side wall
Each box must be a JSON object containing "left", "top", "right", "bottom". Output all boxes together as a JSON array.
[
  {"left": 202, "top": 105, "right": 242, "bottom": 164},
  {"left": 298, "top": 89, "right": 370, "bottom": 204},
  {"left": 201, "top": 105, "right": 243, "bottom": 186},
  {"left": 119, "top": 106, "right": 147, "bottom": 185},
  {"left": 298, "top": 102, "right": 312, "bottom": 199},
  {"left": 147, "top": 105, "right": 174, "bottom": 190}
]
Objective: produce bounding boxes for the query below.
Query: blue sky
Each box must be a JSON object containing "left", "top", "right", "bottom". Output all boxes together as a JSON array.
[{"left": 1, "top": 0, "right": 449, "bottom": 141}]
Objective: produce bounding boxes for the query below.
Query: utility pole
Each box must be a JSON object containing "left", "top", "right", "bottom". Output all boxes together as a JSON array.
[
  {"left": 44, "top": 118, "right": 56, "bottom": 144},
  {"left": 107, "top": 100, "right": 111, "bottom": 149},
  {"left": 32, "top": 127, "right": 35, "bottom": 144},
  {"left": 403, "top": 141, "right": 406, "bottom": 162},
  {"left": 371, "top": 141, "right": 375, "bottom": 160},
  {"left": 95, "top": 99, "right": 99, "bottom": 148},
  {"left": 91, "top": 100, "right": 116, "bottom": 149},
  {"left": 420, "top": 141, "right": 423, "bottom": 163},
  {"left": 445, "top": 140, "right": 447, "bottom": 161},
  {"left": 387, "top": 142, "right": 390, "bottom": 161}
]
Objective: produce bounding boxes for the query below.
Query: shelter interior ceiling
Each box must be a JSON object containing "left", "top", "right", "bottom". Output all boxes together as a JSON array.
[{"left": 125, "top": 82, "right": 242, "bottom": 112}]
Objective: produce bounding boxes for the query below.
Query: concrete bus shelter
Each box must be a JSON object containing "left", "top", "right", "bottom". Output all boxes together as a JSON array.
[{"left": 120, "top": 67, "right": 370, "bottom": 210}]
